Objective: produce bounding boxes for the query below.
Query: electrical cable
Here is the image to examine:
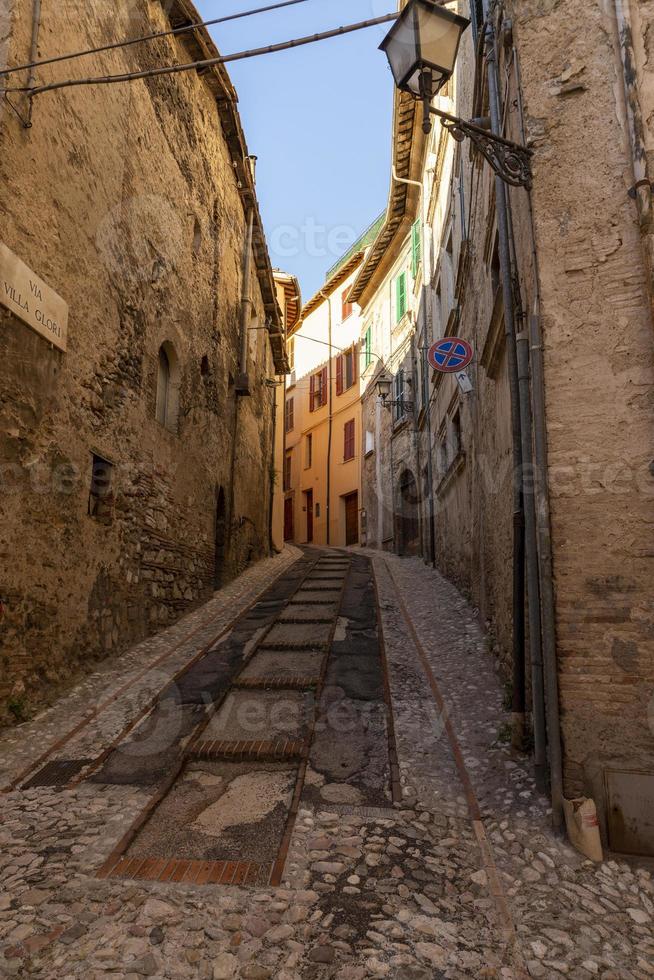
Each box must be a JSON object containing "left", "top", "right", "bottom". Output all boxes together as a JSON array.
[
  {"left": 4, "top": 12, "right": 398, "bottom": 97},
  {"left": 0, "top": 0, "right": 315, "bottom": 79}
]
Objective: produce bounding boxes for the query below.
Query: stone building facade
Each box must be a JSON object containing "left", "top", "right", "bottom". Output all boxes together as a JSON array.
[
  {"left": 0, "top": 0, "right": 286, "bottom": 723},
  {"left": 353, "top": 0, "right": 654, "bottom": 853}
]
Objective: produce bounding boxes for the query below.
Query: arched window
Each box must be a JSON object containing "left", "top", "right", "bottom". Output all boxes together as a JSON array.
[{"left": 155, "top": 342, "right": 180, "bottom": 433}]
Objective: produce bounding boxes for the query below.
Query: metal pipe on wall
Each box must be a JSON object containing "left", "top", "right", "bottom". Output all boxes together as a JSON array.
[
  {"left": 614, "top": 0, "right": 654, "bottom": 310},
  {"left": 511, "top": 38, "right": 565, "bottom": 831},
  {"left": 482, "top": 5, "right": 532, "bottom": 763},
  {"left": 319, "top": 290, "right": 333, "bottom": 546},
  {"left": 238, "top": 209, "right": 255, "bottom": 379},
  {"left": 392, "top": 166, "right": 437, "bottom": 566},
  {"left": 25, "top": 0, "right": 41, "bottom": 125}
]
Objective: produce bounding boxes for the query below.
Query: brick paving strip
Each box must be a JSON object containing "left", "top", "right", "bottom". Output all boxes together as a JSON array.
[
  {"left": 93, "top": 549, "right": 354, "bottom": 891},
  {"left": 0, "top": 546, "right": 303, "bottom": 792},
  {"left": 381, "top": 558, "right": 529, "bottom": 977}
]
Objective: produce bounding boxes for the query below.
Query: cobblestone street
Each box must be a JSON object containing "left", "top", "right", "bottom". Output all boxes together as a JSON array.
[{"left": 1, "top": 548, "right": 653, "bottom": 980}]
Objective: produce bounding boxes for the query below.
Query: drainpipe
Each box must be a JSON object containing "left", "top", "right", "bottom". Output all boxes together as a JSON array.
[
  {"left": 236, "top": 209, "right": 255, "bottom": 395},
  {"left": 392, "top": 166, "right": 437, "bottom": 567},
  {"left": 268, "top": 379, "right": 277, "bottom": 554},
  {"left": 483, "top": 9, "right": 535, "bottom": 771},
  {"left": 226, "top": 206, "right": 254, "bottom": 568},
  {"left": 512, "top": 44, "right": 565, "bottom": 830},
  {"left": 614, "top": 0, "right": 654, "bottom": 311},
  {"left": 25, "top": 0, "right": 41, "bottom": 126},
  {"left": 320, "top": 290, "right": 333, "bottom": 546}
]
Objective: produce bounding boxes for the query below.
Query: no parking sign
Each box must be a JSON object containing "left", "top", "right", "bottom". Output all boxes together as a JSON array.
[{"left": 427, "top": 337, "right": 474, "bottom": 373}]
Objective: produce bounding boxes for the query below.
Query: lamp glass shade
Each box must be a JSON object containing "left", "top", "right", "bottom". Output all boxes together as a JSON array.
[
  {"left": 380, "top": 0, "right": 470, "bottom": 97},
  {"left": 376, "top": 376, "right": 392, "bottom": 400}
]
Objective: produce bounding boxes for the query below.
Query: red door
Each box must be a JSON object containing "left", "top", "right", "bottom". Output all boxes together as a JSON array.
[
  {"left": 284, "top": 497, "right": 294, "bottom": 541},
  {"left": 306, "top": 490, "right": 314, "bottom": 543},
  {"left": 345, "top": 492, "right": 359, "bottom": 546}
]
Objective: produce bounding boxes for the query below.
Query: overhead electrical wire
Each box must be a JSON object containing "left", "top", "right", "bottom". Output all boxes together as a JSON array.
[
  {"left": 4, "top": 12, "right": 399, "bottom": 98},
  {"left": 0, "top": 0, "right": 316, "bottom": 79}
]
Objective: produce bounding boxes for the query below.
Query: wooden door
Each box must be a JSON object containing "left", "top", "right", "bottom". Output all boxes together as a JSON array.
[
  {"left": 284, "top": 497, "right": 294, "bottom": 541},
  {"left": 306, "top": 490, "right": 314, "bottom": 543},
  {"left": 345, "top": 492, "right": 359, "bottom": 546}
]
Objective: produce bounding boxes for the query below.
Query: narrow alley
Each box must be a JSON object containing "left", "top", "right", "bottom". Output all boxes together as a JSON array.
[{"left": 1, "top": 548, "right": 652, "bottom": 979}]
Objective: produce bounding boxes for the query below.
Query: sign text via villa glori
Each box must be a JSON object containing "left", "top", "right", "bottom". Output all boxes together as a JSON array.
[{"left": 0, "top": 242, "right": 68, "bottom": 352}]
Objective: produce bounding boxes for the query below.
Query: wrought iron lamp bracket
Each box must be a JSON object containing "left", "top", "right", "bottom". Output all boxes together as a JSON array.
[
  {"left": 380, "top": 399, "right": 415, "bottom": 413},
  {"left": 427, "top": 103, "right": 532, "bottom": 189}
]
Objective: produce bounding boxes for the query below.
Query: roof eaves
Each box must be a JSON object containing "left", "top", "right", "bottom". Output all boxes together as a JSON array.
[
  {"left": 292, "top": 251, "right": 365, "bottom": 333},
  {"left": 347, "top": 85, "right": 427, "bottom": 308},
  {"left": 169, "top": 0, "right": 283, "bottom": 362}
]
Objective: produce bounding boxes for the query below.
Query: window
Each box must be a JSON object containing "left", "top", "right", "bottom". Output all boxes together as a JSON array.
[
  {"left": 342, "top": 290, "right": 353, "bottom": 321},
  {"left": 344, "top": 419, "right": 355, "bottom": 461},
  {"left": 471, "top": 0, "right": 485, "bottom": 42},
  {"left": 365, "top": 430, "right": 375, "bottom": 456},
  {"left": 284, "top": 452, "right": 292, "bottom": 491},
  {"left": 287, "top": 337, "right": 295, "bottom": 373},
  {"left": 285, "top": 396, "right": 294, "bottom": 433},
  {"left": 88, "top": 454, "right": 113, "bottom": 524},
  {"left": 395, "top": 271, "right": 407, "bottom": 324},
  {"left": 419, "top": 334, "right": 429, "bottom": 410},
  {"left": 437, "top": 434, "right": 447, "bottom": 476},
  {"left": 411, "top": 219, "right": 422, "bottom": 279},
  {"left": 156, "top": 346, "right": 170, "bottom": 426},
  {"left": 310, "top": 366, "right": 328, "bottom": 411},
  {"left": 363, "top": 325, "right": 372, "bottom": 370},
  {"left": 336, "top": 346, "right": 357, "bottom": 395},
  {"left": 305, "top": 433, "right": 312, "bottom": 469},
  {"left": 155, "top": 342, "right": 179, "bottom": 434},
  {"left": 450, "top": 409, "right": 462, "bottom": 461},
  {"left": 490, "top": 232, "right": 501, "bottom": 298},
  {"left": 393, "top": 369, "right": 406, "bottom": 423}
]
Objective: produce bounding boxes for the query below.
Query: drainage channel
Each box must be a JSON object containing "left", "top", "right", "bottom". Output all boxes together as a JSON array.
[{"left": 94, "top": 550, "right": 363, "bottom": 888}]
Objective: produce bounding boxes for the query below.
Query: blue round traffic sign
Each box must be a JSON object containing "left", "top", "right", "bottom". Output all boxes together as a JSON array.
[{"left": 427, "top": 337, "right": 474, "bottom": 373}]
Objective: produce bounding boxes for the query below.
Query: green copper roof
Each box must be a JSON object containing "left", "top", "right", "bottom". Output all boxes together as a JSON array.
[{"left": 326, "top": 211, "right": 386, "bottom": 281}]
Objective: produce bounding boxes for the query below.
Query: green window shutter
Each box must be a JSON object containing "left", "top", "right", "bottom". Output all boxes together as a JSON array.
[
  {"left": 364, "top": 327, "right": 372, "bottom": 367},
  {"left": 411, "top": 220, "right": 421, "bottom": 278},
  {"left": 396, "top": 272, "right": 407, "bottom": 323}
]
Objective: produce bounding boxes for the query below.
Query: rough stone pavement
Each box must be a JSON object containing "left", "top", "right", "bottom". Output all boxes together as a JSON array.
[{"left": 0, "top": 548, "right": 652, "bottom": 979}]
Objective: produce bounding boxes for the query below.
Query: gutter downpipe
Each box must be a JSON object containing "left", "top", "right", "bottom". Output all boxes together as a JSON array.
[
  {"left": 227, "top": 207, "right": 254, "bottom": 566},
  {"left": 483, "top": 10, "right": 536, "bottom": 771},
  {"left": 392, "top": 166, "right": 437, "bottom": 567},
  {"left": 238, "top": 209, "right": 255, "bottom": 380},
  {"left": 512, "top": 48, "right": 565, "bottom": 830},
  {"left": 25, "top": 0, "right": 41, "bottom": 127},
  {"left": 320, "top": 290, "right": 333, "bottom": 546},
  {"left": 614, "top": 0, "right": 654, "bottom": 312},
  {"left": 269, "top": 378, "right": 277, "bottom": 554}
]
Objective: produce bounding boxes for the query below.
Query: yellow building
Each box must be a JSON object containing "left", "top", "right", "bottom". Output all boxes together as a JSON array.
[{"left": 279, "top": 218, "right": 380, "bottom": 548}]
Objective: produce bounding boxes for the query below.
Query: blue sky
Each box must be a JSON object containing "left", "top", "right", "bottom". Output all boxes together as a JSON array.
[{"left": 195, "top": 0, "right": 395, "bottom": 301}]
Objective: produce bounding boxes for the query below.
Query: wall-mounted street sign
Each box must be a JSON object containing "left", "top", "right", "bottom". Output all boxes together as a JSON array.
[
  {"left": 0, "top": 242, "right": 68, "bottom": 352},
  {"left": 427, "top": 337, "right": 473, "bottom": 373},
  {"left": 454, "top": 370, "right": 473, "bottom": 394}
]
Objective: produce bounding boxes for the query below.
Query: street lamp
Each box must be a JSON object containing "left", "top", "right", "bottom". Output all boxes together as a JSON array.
[
  {"left": 380, "top": 0, "right": 469, "bottom": 100},
  {"left": 376, "top": 374, "right": 414, "bottom": 413},
  {"left": 376, "top": 375, "right": 392, "bottom": 405},
  {"left": 380, "top": 0, "right": 532, "bottom": 188}
]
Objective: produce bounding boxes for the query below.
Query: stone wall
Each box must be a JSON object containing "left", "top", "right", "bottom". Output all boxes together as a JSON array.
[
  {"left": 512, "top": 0, "right": 654, "bottom": 818},
  {"left": 0, "top": 0, "right": 278, "bottom": 723},
  {"left": 423, "top": 0, "right": 654, "bottom": 837}
]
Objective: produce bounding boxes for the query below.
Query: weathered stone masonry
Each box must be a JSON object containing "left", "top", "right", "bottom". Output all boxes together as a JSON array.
[{"left": 0, "top": 0, "right": 285, "bottom": 722}]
